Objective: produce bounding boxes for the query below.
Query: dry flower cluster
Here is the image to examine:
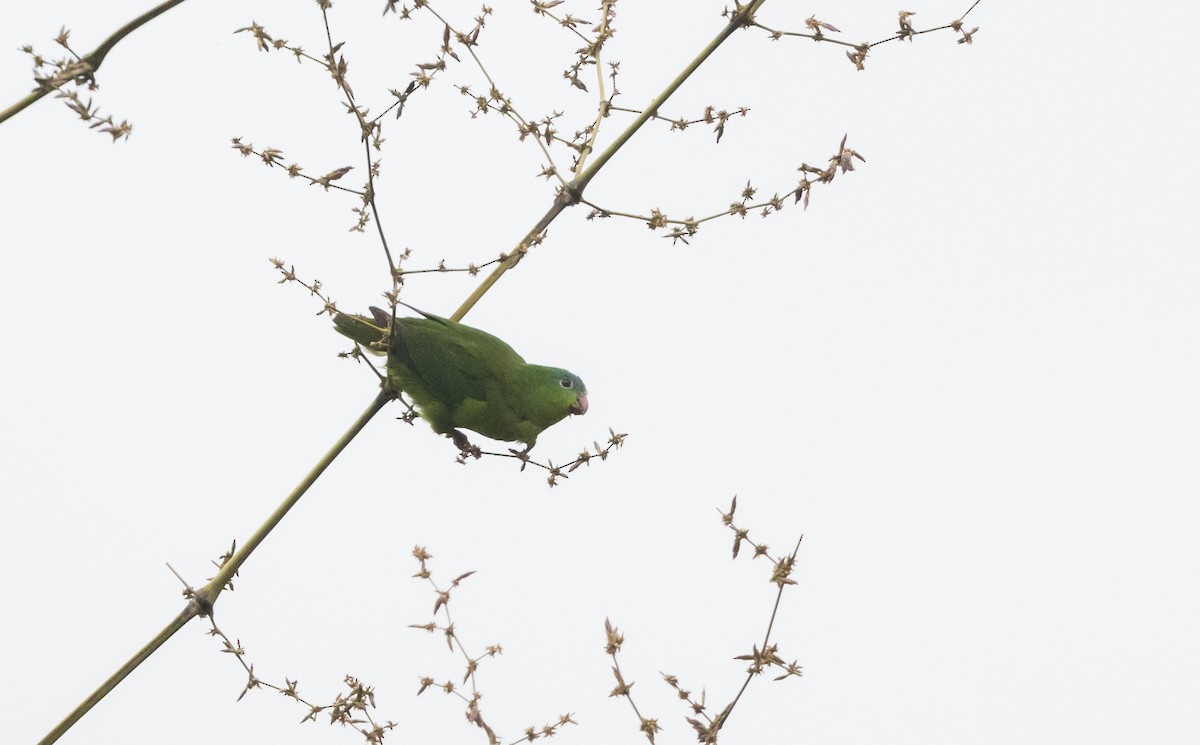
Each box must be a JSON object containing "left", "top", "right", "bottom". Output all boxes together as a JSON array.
[
  {"left": 173, "top": 499, "right": 799, "bottom": 744},
  {"left": 177, "top": 556, "right": 401, "bottom": 742},
  {"left": 16, "top": 27, "right": 132, "bottom": 140},
  {"left": 604, "top": 497, "right": 803, "bottom": 743},
  {"left": 409, "top": 546, "right": 580, "bottom": 744},
  {"left": 582, "top": 133, "right": 865, "bottom": 245},
  {"left": 749, "top": 4, "right": 981, "bottom": 71}
]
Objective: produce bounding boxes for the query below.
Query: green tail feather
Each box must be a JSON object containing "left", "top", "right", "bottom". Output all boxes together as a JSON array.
[{"left": 333, "top": 312, "right": 389, "bottom": 351}]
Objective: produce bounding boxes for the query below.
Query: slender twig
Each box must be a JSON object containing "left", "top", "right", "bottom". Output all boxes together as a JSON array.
[
  {"left": 38, "top": 391, "right": 394, "bottom": 744},
  {"left": 0, "top": 0, "right": 188, "bottom": 125},
  {"left": 423, "top": 5, "right": 568, "bottom": 188},
  {"left": 960, "top": 0, "right": 983, "bottom": 18},
  {"left": 362, "top": 138, "right": 398, "bottom": 278},
  {"left": 230, "top": 141, "right": 365, "bottom": 195},
  {"left": 196, "top": 390, "right": 395, "bottom": 606},
  {"left": 713, "top": 538, "right": 803, "bottom": 733},
  {"left": 752, "top": 0, "right": 983, "bottom": 52},
  {"left": 314, "top": 7, "right": 398, "bottom": 278},
  {"left": 452, "top": 0, "right": 768, "bottom": 321},
  {"left": 572, "top": 1, "right": 766, "bottom": 195},
  {"left": 572, "top": 0, "right": 614, "bottom": 177},
  {"left": 450, "top": 191, "right": 571, "bottom": 321},
  {"left": 612, "top": 654, "right": 654, "bottom": 740}
]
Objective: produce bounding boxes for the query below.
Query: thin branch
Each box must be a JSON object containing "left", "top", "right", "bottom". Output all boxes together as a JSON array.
[
  {"left": 1, "top": 0, "right": 188, "bottom": 126},
  {"left": 451, "top": 0, "right": 768, "bottom": 321},
  {"left": 713, "top": 539, "right": 803, "bottom": 733},
  {"left": 229, "top": 139, "right": 364, "bottom": 195},
  {"left": 571, "top": 0, "right": 615, "bottom": 177},
  {"left": 423, "top": 5, "right": 568, "bottom": 188},
  {"left": 38, "top": 391, "right": 394, "bottom": 744},
  {"left": 197, "top": 390, "right": 395, "bottom": 607},
  {"left": 750, "top": 1, "right": 984, "bottom": 69},
  {"left": 572, "top": 1, "right": 767, "bottom": 195},
  {"left": 37, "top": 607, "right": 197, "bottom": 745}
]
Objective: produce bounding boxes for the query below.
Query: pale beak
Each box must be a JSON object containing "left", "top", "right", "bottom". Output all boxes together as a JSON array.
[{"left": 570, "top": 393, "right": 588, "bottom": 416}]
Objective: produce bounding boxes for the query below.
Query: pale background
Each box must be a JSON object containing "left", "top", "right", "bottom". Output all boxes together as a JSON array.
[{"left": 2, "top": 1, "right": 1197, "bottom": 744}]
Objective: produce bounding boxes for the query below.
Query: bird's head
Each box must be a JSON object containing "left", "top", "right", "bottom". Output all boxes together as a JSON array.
[
  {"left": 531, "top": 366, "right": 587, "bottom": 418},
  {"left": 557, "top": 370, "right": 589, "bottom": 416},
  {"left": 516, "top": 365, "right": 589, "bottom": 443}
]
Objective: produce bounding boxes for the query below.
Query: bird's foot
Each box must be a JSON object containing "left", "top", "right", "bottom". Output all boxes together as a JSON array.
[
  {"left": 449, "top": 429, "right": 482, "bottom": 461},
  {"left": 507, "top": 444, "right": 534, "bottom": 472}
]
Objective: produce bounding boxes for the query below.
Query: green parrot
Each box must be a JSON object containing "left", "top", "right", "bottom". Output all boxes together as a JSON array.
[{"left": 333, "top": 305, "right": 587, "bottom": 451}]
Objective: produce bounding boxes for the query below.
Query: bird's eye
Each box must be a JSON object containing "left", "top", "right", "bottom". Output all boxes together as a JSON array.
[{"left": 559, "top": 377, "right": 573, "bottom": 388}]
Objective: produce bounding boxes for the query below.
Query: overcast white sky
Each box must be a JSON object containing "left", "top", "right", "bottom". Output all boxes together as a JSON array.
[{"left": 2, "top": 1, "right": 1198, "bottom": 744}]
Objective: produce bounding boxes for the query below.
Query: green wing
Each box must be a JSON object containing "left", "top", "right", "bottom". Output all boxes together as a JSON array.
[
  {"left": 395, "top": 319, "right": 521, "bottom": 398},
  {"left": 390, "top": 313, "right": 527, "bottom": 434}
]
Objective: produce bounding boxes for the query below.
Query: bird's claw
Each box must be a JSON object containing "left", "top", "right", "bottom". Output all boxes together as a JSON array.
[
  {"left": 508, "top": 445, "right": 534, "bottom": 472},
  {"left": 449, "top": 430, "right": 482, "bottom": 460}
]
